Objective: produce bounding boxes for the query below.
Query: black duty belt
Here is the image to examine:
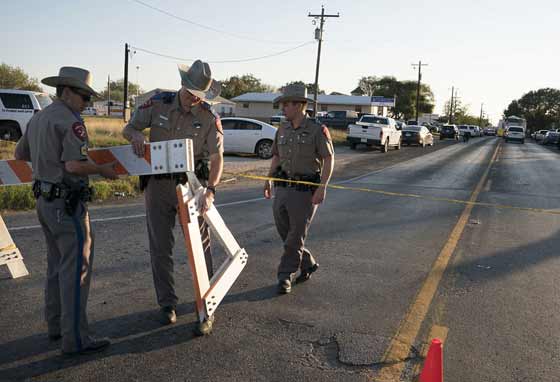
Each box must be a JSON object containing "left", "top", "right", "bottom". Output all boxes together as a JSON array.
[
  {"left": 32, "top": 180, "right": 92, "bottom": 202},
  {"left": 273, "top": 175, "right": 320, "bottom": 192}
]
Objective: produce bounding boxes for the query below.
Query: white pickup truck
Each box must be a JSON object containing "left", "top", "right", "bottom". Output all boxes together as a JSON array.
[{"left": 347, "top": 115, "right": 402, "bottom": 152}]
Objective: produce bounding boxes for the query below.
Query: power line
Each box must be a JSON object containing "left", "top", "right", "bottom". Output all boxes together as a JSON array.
[
  {"left": 129, "top": 41, "right": 315, "bottom": 64},
  {"left": 129, "top": 0, "right": 302, "bottom": 45}
]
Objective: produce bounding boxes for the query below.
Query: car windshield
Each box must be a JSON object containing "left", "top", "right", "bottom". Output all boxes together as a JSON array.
[
  {"left": 404, "top": 126, "right": 421, "bottom": 131},
  {"left": 35, "top": 94, "right": 53, "bottom": 109},
  {"left": 509, "top": 127, "right": 523, "bottom": 132},
  {"left": 360, "top": 116, "right": 388, "bottom": 124}
]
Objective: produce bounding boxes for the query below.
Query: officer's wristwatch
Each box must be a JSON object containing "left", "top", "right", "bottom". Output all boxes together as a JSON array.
[{"left": 206, "top": 186, "right": 216, "bottom": 195}]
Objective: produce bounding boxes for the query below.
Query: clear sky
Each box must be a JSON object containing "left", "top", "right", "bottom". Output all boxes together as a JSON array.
[{"left": 3, "top": 0, "right": 559, "bottom": 123}]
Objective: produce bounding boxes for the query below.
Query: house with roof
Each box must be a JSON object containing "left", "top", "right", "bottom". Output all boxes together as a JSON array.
[{"left": 231, "top": 92, "right": 395, "bottom": 121}]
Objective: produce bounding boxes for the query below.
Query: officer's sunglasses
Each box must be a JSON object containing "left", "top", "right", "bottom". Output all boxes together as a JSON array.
[{"left": 70, "top": 87, "right": 92, "bottom": 102}]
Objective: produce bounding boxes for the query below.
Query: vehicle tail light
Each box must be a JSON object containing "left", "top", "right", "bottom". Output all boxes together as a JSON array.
[{"left": 380, "top": 131, "right": 384, "bottom": 141}]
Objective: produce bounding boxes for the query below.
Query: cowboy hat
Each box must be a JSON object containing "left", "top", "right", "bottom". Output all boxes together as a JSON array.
[
  {"left": 273, "top": 83, "right": 315, "bottom": 104},
  {"left": 178, "top": 60, "right": 221, "bottom": 101},
  {"left": 42, "top": 67, "right": 100, "bottom": 97}
]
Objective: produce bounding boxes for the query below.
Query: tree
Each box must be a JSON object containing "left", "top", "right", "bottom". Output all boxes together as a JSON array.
[
  {"left": 0, "top": 63, "right": 42, "bottom": 91},
  {"left": 442, "top": 98, "right": 489, "bottom": 126},
  {"left": 355, "top": 76, "right": 435, "bottom": 120},
  {"left": 503, "top": 88, "right": 560, "bottom": 131},
  {"left": 97, "top": 79, "right": 142, "bottom": 106},
  {"left": 280, "top": 81, "right": 324, "bottom": 95},
  {"left": 220, "top": 74, "right": 275, "bottom": 100}
]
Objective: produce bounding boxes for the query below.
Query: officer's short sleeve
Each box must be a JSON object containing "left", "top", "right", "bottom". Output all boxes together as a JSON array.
[
  {"left": 272, "top": 129, "right": 280, "bottom": 156},
  {"left": 61, "top": 121, "right": 89, "bottom": 162},
  {"left": 316, "top": 124, "right": 334, "bottom": 158},
  {"left": 206, "top": 114, "right": 224, "bottom": 155},
  {"left": 15, "top": 127, "right": 31, "bottom": 160},
  {"left": 127, "top": 99, "right": 153, "bottom": 131}
]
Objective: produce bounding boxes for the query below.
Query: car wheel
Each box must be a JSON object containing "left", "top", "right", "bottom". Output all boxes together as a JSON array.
[
  {"left": 382, "top": 139, "right": 389, "bottom": 153},
  {"left": 350, "top": 143, "right": 357, "bottom": 150},
  {"left": 440, "top": 136, "right": 444, "bottom": 140},
  {"left": 0, "top": 122, "right": 22, "bottom": 142},
  {"left": 521, "top": 140, "right": 525, "bottom": 144},
  {"left": 255, "top": 139, "right": 273, "bottom": 159}
]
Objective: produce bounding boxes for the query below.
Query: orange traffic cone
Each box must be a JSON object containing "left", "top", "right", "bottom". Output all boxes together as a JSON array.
[{"left": 419, "top": 338, "right": 443, "bottom": 382}]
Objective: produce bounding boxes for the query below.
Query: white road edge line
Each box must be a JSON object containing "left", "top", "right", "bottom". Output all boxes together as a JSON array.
[{"left": 8, "top": 197, "right": 268, "bottom": 232}]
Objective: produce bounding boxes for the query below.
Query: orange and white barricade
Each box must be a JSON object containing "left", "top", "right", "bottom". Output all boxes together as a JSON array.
[{"left": 176, "top": 172, "right": 248, "bottom": 324}]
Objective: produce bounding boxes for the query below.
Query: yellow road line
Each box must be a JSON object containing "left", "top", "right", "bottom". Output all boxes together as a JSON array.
[
  {"left": 374, "top": 141, "right": 501, "bottom": 381},
  {"left": 222, "top": 148, "right": 560, "bottom": 217}
]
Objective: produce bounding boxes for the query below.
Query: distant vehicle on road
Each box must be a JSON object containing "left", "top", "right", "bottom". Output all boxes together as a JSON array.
[
  {"left": 395, "top": 120, "right": 406, "bottom": 131},
  {"left": 534, "top": 130, "right": 549, "bottom": 142},
  {"left": 499, "top": 116, "right": 527, "bottom": 138},
  {"left": 505, "top": 126, "right": 525, "bottom": 144},
  {"left": 347, "top": 114, "right": 402, "bottom": 152},
  {"left": 401, "top": 125, "right": 434, "bottom": 148},
  {"left": 318, "top": 110, "right": 359, "bottom": 129},
  {"left": 484, "top": 127, "right": 496, "bottom": 136},
  {"left": 440, "top": 124, "right": 459, "bottom": 140},
  {"left": 0, "top": 89, "right": 52, "bottom": 141},
  {"left": 542, "top": 131, "right": 560, "bottom": 146},
  {"left": 221, "top": 117, "right": 277, "bottom": 159},
  {"left": 458, "top": 125, "right": 476, "bottom": 138}
]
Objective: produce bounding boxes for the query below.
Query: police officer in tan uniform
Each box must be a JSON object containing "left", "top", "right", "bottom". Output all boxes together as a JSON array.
[
  {"left": 123, "top": 60, "right": 223, "bottom": 335},
  {"left": 264, "top": 84, "right": 334, "bottom": 294},
  {"left": 15, "top": 67, "right": 118, "bottom": 355}
]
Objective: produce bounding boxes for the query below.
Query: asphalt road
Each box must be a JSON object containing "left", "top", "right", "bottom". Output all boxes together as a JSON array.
[{"left": 1, "top": 137, "right": 558, "bottom": 381}]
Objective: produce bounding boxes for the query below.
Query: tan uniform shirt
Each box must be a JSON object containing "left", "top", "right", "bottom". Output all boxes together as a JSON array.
[
  {"left": 124, "top": 94, "right": 223, "bottom": 161},
  {"left": 272, "top": 117, "right": 334, "bottom": 177},
  {"left": 16, "top": 99, "right": 89, "bottom": 186}
]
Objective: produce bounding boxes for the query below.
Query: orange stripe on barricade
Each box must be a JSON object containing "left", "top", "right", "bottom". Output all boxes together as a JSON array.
[
  {"left": 7, "top": 161, "right": 33, "bottom": 183},
  {"left": 87, "top": 150, "right": 128, "bottom": 175},
  {"left": 144, "top": 144, "right": 151, "bottom": 164}
]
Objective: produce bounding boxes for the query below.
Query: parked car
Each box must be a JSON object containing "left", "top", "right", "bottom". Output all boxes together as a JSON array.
[
  {"left": 0, "top": 89, "right": 52, "bottom": 141},
  {"left": 318, "top": 110, "right": 359, "bottom": 129},
  {"left": 534, "top": 130, "right": 549, "bottom": 142},
  {"left": 484, "top": 127, "right": 496, "bottom": 136},
  {"left": 458, "top": 125, "right": 475, "bottom": 138},
  {"left": 269, "top": 115, "right": 286, "bottom": 127},
  {"left": 402, "top": 125, "right": 434, "bottom": 148},
  {"left": 542, "top": 131, "right": 560, "bottom": 146},
  {"left": 82, "top": 107, "right": 98, "bottom": 116},
  {"left": 347, "top": 115, "right": 402, "bottom": 152},
  {"left": 221, "top": 117, "right": 277, "bottom": 159},
  {"left": 395, "top": 120, "right": 406, "bottom": 131},
  {"left": 440, "top": 124, "right": 459, "bottom": 140},
  {"left": 504, "top": 126, "right": 525, "bottom": 144}
]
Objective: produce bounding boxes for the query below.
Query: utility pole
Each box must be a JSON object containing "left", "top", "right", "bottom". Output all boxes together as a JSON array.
[
  {"left": 308, "top": 6, "right": 339, "bottom": 117},
  {"left": 412, "top": 60, "right": 428, "bottom": 124},
  {"left": 448, "top": 86, "right": 454, "bottom": 123},
  {"left": 479, "top": 103, "right": 484, "bottom": 128},
  {"left": 452, "top": 90, "right": 460, "bottom": 124},
  {"left": 107, "top": 75, "right": 111, "bottom": 117},
  {"left": 123, "top": 43, "right": 130, "bottom": 121}
]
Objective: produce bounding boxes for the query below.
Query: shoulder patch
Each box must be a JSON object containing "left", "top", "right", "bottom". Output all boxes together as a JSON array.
[
  {"left": 72, "top": 122, "right": 88, "bottom": 141},
  {"left": 321, "top": 125, "right": 332, "bottom": 141},
  {"left": 139, "top": 99, "right": 153, "bottom": 110},
  {"left": 80, "top": 143, "right": 88, "bottom": 156}
]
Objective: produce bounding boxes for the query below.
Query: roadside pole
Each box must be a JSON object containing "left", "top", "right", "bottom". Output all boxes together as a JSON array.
[
  {"left": 308, "top": 6, "right": 339, "bottom": 117},
  {"left": 123, "top": 43, "right": 130, "bottom": 122},
  {"left": 412, "top": 60, "right": 428, "bottom": 124}
]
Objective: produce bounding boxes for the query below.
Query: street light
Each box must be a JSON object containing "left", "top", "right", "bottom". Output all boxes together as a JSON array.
[{"left": 135, "top": 65, "right": 140, "bottom": 97}]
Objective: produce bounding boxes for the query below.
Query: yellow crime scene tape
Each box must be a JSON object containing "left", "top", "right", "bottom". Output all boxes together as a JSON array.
[{"left": 223, "top": 172, "right": 560, "bottom": 217}]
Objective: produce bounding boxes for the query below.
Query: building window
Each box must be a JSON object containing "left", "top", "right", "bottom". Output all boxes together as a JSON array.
[
  {"left": 320, "top": 104, "right": 328, "bottom": 112},
  {"left": 243, "top": 103, "right": 249, "bottom": 108},
  {"left": 377, "top": 106, "right": 384, "bottom": 116},
  {"left": 354, "top": 105, "right": 362, "bottom": 113},
  {"left": 273, "top": 103, "right": 279, "bottom": 109}
]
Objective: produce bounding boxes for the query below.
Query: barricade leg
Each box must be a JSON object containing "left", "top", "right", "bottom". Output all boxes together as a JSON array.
[{"left": 0, "top": 215, "right": 29, "bottom": 279}]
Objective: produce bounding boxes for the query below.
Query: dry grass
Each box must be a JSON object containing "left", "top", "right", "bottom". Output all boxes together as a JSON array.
[
  {"left": 0, "top": 140, "right": 16, "bottom": 160},
  {"left": 328, "top": 127, "right": 348, "bottom": 146},
  {"left": 84, "top": 116, "right": 129, "bottom": 147}
]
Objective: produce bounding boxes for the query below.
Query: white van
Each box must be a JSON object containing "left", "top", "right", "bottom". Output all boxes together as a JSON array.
[{"left": 0, "top": 89, "right": 53, "bottom": 141}]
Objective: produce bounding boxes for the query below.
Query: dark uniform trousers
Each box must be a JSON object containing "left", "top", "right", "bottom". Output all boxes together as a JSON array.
[
  {"left": 145, "top": 177, "right": 213, "bottom": 308},
  {"left": 37, "top": 197, "right": 94, "bottom": 353},
  {"left": 273, "top": 187, "right": 318, "bottom": 280}
]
